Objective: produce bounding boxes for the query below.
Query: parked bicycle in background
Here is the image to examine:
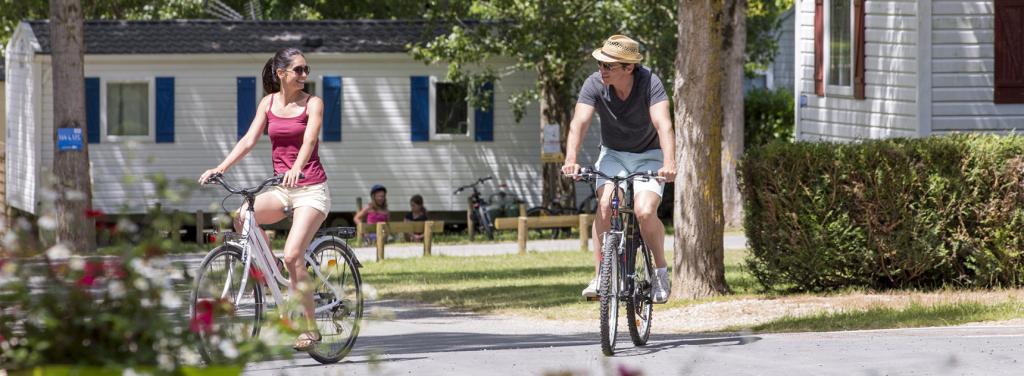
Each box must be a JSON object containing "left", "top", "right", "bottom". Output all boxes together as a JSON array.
[{"left": 454, "top": 176, "right": 496, "bottom": 240}]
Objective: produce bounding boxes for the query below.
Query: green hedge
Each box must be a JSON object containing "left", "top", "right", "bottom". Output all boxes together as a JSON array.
[
  {"left": 740, "top": 135, "right": 1024, "bottom": 292},
  {"left": 744, "top": 87, "right": 794, "bottom": 150}
]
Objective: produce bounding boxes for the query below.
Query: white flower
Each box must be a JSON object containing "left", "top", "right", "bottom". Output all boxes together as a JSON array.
[
  {"left": 179, "top": 347, "right": 202, "bottom": 365},
  {"left": 141, "top": 298, "right": 153, "bottom": 308},
  {"left": 363, "top": 283, "right": 379, "bottom": 300},
  {"left": 157, "top": 353, "right": 174, "bottom": 372},
  {"left": 40, "top": 187, "right": 57, "bottom": 202},
  {"left": 29, "top": 276, "right": 46, "bottom": 286},
  {"left": 117, "top": 218, "right": 140, "bottom": 234},
  {"left": 108, "top": 280, "right": 126, "bottom": 299},
  {"left": 160, "top": 290, "right": 182, "bottom": 309},
  {"left": 2, "top": 232, "right": 17, "bottom": 250},
  {"left": 45, "top": 244, "right": 72, "bottom": 259},
  {"left": 134, "top": 278, "right": 150, "bottom": 291},
  {"left": 38, "top": 215, "right": 57, "bottom": 231},
  {"left": 66, "top": 190, "right": 86, "bottom": 202},
  {"left": 69, "top": 256, "right": 85, "bottom": 271},
  {"left": 218, "top": 340, "right": 239, "bottom": 359}
]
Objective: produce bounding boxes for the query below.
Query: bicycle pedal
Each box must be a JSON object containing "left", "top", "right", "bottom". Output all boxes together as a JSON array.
[{"left": 585, "top": 296, "right": 600, "bottom": 302}]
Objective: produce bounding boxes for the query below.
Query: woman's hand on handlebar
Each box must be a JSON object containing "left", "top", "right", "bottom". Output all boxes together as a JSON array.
[
  {"left": 198, "top": 168, "right": 225, "bottom": 185},
  {"left": 282, "top": 168, "right": 303, "bottom": 188}
]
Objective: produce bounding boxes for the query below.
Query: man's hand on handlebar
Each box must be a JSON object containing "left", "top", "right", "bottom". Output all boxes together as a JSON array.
[
  {"left": 657, "top": 164, "right": 677, "bottom": 183},
  {"left": 561, "top": 162, "right": 581, "bottom": 181}
]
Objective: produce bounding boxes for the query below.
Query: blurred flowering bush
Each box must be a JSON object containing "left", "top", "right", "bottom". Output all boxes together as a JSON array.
[{"left": 0, "top": 176, "right": 289, "bottom": 374}]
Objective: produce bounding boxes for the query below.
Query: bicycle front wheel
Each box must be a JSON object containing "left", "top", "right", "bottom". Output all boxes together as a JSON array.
[
  {"left": 626, "top": 238, "right": 654, "bottom": 346},
  {"left": 189, "top": 244, "right": 264, "bottom": 363},
  {"left": 599, "top": 232, "right": 621, "bottom": 356},
  {"left": 306, "top": 240, "right": 363, "bottom": 364}
]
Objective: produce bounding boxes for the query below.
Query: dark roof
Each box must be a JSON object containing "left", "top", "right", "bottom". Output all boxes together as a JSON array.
[{"left": 26, "top": 20, "right": 437, "bottom": 55}]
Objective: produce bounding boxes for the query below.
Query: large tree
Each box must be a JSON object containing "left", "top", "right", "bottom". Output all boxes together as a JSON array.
[
  {"left": 49, "top": 0, "right": 95, "bottom": 252},
  {"left": 673, "top": 0, "right": 735, "bottom": 298}
]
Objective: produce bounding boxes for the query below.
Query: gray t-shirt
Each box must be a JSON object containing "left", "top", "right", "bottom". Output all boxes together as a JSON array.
[{"left": 577, "top": 65, "right": 669, "bottom": 153}]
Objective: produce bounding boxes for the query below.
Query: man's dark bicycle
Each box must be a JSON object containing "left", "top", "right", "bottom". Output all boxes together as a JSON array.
[
  {"left": 454, "top": 176, "right": 495, "bottom": 240},
  {"left": 571, "top": 167, "right": 660, "bottom": 356}
]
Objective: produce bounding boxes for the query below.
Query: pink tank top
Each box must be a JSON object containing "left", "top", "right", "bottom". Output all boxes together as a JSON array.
[
  {"left": 267, "top": 94, "right": 327, "bottom": 186},
  {"left": 366, "top": 211, "right": 388, "bottom": 224}
]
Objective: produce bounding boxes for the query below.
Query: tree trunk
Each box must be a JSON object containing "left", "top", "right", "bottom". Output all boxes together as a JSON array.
[
  {"left": 539, "top": 73, "right": 574, "bottom": 208},
  {"left": 50, "top": 0, "right": 96, "bottom": 253},
  {"left": 672, "top": 0, "right": 730, "bottom": 299},
  {"left": 721, "top": 0, "right": 747, "bottom": 229}
]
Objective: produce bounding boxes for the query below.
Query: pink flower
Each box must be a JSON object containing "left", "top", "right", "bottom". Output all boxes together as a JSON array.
[
  {"left": 618, "top": 364, "right": 643, "bottom": 376},
  {"left": 191, "top": 299, "right": 215, "bottom": 334},
  {"left": 250, "top": 266, "right": 266, "bottom": 284}
]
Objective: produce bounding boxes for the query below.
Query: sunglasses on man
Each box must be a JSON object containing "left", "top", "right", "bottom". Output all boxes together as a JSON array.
[
  {"left": 283, "top": 65, "right": 311, "bottom": 75},
  {"left": 597, "top": 62, "right": 627, "bottom": 71}
]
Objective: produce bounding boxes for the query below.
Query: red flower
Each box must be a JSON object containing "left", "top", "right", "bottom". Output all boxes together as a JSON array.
[
  {"left": 191, "top": 299, "right": 215, "bottom": 334},
  {"left": 104, "top": 259, "right": 127, "bottom": 279},
  {"left": 76, "top": 261, "right": 105, "bottom": 287},
  {"left": 618, "top": 365, "right": 643, "bottom": 376},
  {"left": 249, "top": 266, "right": 266, "bottom": 284},
  {"left": 84, "top": 208, "right": 105, "bottom": 218}
]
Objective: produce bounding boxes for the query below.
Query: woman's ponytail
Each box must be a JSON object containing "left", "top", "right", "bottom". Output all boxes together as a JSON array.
[{"left": 262, "top": 58, "right": 279, "bottom": 94}]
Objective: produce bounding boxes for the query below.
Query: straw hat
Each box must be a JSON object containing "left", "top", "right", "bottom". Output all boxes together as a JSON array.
[{"left": 591, "top": 35, "right": 643, "bottom": 64}]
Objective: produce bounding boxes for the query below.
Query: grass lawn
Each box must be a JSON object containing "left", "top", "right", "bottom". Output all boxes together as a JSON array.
[{"left": 361, "top": 247, "right": 1024, "bottom": 333}]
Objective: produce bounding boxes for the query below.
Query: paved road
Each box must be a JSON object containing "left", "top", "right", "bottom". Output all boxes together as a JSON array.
[{"left": 245, "top": 300, "right": 1024, "bottom": 375}]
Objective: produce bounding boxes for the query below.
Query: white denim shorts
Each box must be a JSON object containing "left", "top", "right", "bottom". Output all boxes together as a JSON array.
[
  {"left": 595, "top": 146, "right": 665, "bottom": 197},
  {"left": 261, "top": 182, "right": 332, "bottom": 215}
]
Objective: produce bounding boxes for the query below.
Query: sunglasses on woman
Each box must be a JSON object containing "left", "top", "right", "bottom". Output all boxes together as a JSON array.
[{"left": 283, "top": 65, "right": 311, "bottom": 75}]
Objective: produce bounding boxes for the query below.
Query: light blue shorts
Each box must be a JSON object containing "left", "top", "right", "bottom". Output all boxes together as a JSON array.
[{"left": 595, "top": 146, "right": 665, "bottom": 197}]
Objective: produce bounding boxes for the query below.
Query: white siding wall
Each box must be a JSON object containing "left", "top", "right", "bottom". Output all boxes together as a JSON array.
[
  {"left": 796, "top": 0, "right": 919, "bottom": 141},
  {"left": 31, "top": 54, "right": 599, "bottom": 215},
  {"left": 5, "top": 33, "right": 39, "bottom": 214},
  {"left": 930, "top": 0, "right": 1024, "bottom": 133}
]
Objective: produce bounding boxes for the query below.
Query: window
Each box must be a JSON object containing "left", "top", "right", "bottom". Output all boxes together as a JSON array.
[
  {"left": 814, "top": 0, "right": 864, "bottom": 98},
  {"left": 432, "top": 80, "right": 471, "bottom": 138},
  {"left": 995, "top": 0, "right": 1024, "bottom": 103},
  {"left": 106, "top": 82, "right": 150, "bottom": 138},
  {"left": 825, "top": 0, "right": 853, "bottom": 95}
]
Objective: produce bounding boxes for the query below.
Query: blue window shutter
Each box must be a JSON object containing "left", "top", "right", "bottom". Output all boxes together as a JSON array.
[
  {"left": 322, "top": 76, "right": 342, "bottom": 142},
  {"left": 236, "top": 77, "right": 256, "bottom": 140},
  {"left": 155, "top": 77, "right": 175, "bottom": 143},
  {"left": 474, "top": 82, "right": 494, "bottom": 142},
  {"left": 410, "top": 76, "right": 430, "bottom": 142},
  {"left": 85, "top": 77, "right": 100, "bottom": 144}
]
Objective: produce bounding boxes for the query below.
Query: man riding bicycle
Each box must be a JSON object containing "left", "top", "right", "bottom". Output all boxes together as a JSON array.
[{"left": 561, "top": 35, "right": 677, "bottom": 303}]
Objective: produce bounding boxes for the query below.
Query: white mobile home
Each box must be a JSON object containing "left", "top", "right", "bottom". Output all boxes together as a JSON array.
[
  {"left": 794, "top": 0, "right": 1024, "bottom": 140},
  {"left": 5, "top": 20, "right": 601, "bottom": 222}
]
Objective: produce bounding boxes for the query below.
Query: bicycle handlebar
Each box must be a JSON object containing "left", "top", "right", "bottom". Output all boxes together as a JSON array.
[
  {"left": 453, "top": 176, "right": 495, "bottom": 195},
  {"left": 204, "top": 173, "right": 298, "bottom": 196},
  {"left": 570, "top": 167, "right": 664, "bottom": 183}
]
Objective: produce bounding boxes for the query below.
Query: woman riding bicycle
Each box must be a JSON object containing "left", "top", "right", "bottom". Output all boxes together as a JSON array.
[
  {"left": 562, "top": 35, "right": 676, "bottom": 303},
  {"left": 198, "top": 47, "right": 329, "bottom": 351}
]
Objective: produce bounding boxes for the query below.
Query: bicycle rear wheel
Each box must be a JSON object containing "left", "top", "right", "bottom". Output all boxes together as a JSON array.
[
  {"left": 473, "top": 208, "right": 495, "bottom": 240},
  {"left": 626, "top": 238, "right": 654, "bottom": 346},
  {"left": 306, "top": 240, "right": 363, "bottom": 364},
  {"left": 599, "top": 232, "right": 621, "bottom": 356},
  {"left": 189, "top": 244, "right": 264, "bottom": 363}
]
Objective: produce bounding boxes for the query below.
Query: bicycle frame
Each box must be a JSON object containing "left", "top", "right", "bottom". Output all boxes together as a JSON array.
[
  {"left": 225, "top": 197, "right": 345, "bottom": 318},
  {"left": 606, "top": 179, "right": 641, "bottom": 300}
]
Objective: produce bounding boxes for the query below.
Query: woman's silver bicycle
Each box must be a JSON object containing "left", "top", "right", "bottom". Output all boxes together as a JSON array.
[{"left": 189, "top": 173, "right": 363, "bottom": 364}]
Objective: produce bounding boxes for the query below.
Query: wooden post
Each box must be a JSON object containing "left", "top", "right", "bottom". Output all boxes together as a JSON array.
[
  {"left": 356, "top": 222, "right": 364, "bottom": 244},
  {"left": 518, "top": 203, "right": 526, "bottom": 217},
  {"left": 466, "top": 196, "right": 475, "bottom": 239},
  {"left": 196, "top": 210, "right": 205, "bottom": 245},
  {"left": 171, "top": 209, "right": 180, "bottom": 242},
  {"left": 517, "top": 216, "right": 527, "bottom": 255},
  {"left": 376, "top": 223, "right": 386, "bottom": 261},
  {"left": 580, "top": 214, "right": 591, "bottom": 252},
  {"left": 356, "top": 197, "right": 363, "bottom": 209},
  {"left": 423, "top": 220, "right": 434, "bottom": 256}
]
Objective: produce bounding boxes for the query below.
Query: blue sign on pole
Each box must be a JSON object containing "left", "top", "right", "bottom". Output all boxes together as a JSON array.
[{"left": 57, "top": 128, "right": 84, "bottom": 151}]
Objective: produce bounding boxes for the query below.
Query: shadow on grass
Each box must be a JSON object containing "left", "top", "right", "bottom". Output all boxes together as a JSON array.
[
  {"left": 746, "top": 301, "right": 1024, "bottom": 333},
  {"left": 363, "top": 265, "right": 592, "bottom": 286},
  {"left": 379, "top": 282, "right": 589, "bottom": 311}
]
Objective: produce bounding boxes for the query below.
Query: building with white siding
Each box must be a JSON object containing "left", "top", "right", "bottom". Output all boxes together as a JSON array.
[
  {"left": 794, "top": 0, "right": 1024, "bottom": 141},
  {"left": 4, "top": 20, "right": 602, "bottom": 225}
]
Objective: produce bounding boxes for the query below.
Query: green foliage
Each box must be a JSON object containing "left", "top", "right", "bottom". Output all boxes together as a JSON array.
[
  {"left": 744, "top": 87, "right": 794, "bottom": 150},
  {"left": 746, "top": 0, "right": 794, "bottom": 76},
  {"left": 740, "top": 135, "right": 1024, "bottom": 292}
]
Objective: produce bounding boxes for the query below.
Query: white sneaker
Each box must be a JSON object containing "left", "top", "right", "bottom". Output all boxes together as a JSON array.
[
  {"left": 582, "top": 277, "right": 599, "bottom": 298},
  {"left": 652, "top": 269, "right": 671, "bottom": 304}
]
